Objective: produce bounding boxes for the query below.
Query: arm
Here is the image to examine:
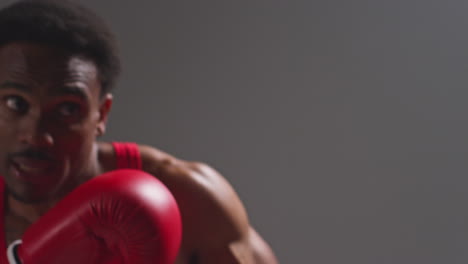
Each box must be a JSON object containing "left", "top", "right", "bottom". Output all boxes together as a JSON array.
[
  {"left": 195, "top": 227, "right": 278, "bottom": 264},
  {"left": 186, "top": 163, "right": 278, "bottom": 264},
  {"left": 139, "top": 146, "right": 278, "bottom": 264}
]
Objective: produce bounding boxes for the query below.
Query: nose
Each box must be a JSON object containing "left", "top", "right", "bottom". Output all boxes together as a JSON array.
[{"left": 17, "top": 114, "right": 54, "bottom": 148}]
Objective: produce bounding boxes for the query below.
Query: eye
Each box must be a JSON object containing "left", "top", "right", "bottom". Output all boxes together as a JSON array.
[
  {"left": 57, "top": 102, "right": 82, "bottom": 117},
  {"left": 4, "top": 95, "right": 29, "bottom": 114}
]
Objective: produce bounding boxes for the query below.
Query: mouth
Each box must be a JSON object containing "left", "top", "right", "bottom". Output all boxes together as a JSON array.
[{"left": 9, "top": 158, "right": 54, "bottom": 182}]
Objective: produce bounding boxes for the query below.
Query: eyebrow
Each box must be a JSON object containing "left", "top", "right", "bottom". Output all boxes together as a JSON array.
[
  {"left": 0, "top": 81, "right": 30, "bottom": 92},
  {"left": 0, "top": 81, "right": 88, "bottom": 100},
  {"left": 56, "top": 85, "right": 89, "bottom": 100}
]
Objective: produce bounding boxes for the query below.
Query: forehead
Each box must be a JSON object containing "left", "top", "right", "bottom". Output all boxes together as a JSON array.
[{"left": 0, "top": 42, "right": 100, "bottom": 95}]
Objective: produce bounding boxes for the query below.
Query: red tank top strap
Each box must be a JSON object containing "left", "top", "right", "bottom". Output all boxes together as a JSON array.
[
  {"left": 111, "top": 142, "right": 142, "bottom": 170},
  {"left": 0, "top": 178, "right": 7, "bottom": 263}
]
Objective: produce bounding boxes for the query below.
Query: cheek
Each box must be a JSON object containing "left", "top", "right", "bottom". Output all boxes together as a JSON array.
[
  {"left": 0, "top": 119, "right": 15, "bottom": 136},
  {"left": 0, "top": 108, "right": 18, "bottom": 132},
  {"left": 50, "top": 128, "right": 96, "bottom": 177},
  {"left": 0, "top": 118, "right": 20, "bottom": 176},
  {"left": 52, "top": 122, "right": 97, "bottom": 158},
  {"left": 0, "top": 114, "right": 19, "bottom": 149}
]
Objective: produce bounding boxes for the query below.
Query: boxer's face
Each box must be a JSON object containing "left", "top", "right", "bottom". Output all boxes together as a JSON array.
[{"left": 0, "top": 42, "right": 112, "bottom": 203}]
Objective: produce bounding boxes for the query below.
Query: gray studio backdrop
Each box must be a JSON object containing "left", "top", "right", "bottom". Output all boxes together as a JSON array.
[{"left": 3, "top": 0, "right": 468, "bottom": 263}]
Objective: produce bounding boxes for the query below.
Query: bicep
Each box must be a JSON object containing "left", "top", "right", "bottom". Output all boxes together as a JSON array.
[
  {"left": 196, "top": 240, "right": 252, "bottom": 264},
  {"left": 196, "top": 227, "right": 278, "bottom": 264},
  {"left": 247, "top": 227, "right": 279, "bottom": 264}
]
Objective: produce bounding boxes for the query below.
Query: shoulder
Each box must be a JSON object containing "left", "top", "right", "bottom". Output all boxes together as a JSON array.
[
  {"left": 99, "top": 142, "right": 278, "bottom": 262},
  {"left": 137, "top": 144, "right": 250, "bottom": 248}
]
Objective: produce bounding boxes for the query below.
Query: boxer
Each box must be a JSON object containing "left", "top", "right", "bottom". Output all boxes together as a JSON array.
[{"left": 0, "top": 0, "right": 278, "bottom": 263}]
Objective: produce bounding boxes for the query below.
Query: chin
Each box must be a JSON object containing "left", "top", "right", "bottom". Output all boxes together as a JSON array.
[
  {"left": 7, "top": 189, "right": 48, "bottom": 204},
  {"left": 5, "top": 180, "right": 56, "bottom": 204}
]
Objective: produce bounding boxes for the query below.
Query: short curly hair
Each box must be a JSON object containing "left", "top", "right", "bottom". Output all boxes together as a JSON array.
[{"left": 0, "top": 0, "right": 121, "bottom": 95}]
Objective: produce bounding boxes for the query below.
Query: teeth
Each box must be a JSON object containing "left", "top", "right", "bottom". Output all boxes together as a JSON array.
[{"left": 15, "top": 163, "right": 48, "bottom": 173}]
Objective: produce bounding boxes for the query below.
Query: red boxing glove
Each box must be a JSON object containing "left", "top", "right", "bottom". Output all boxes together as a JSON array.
[{"left": 6, "top": 169, "right": 182, "bottom": 264}]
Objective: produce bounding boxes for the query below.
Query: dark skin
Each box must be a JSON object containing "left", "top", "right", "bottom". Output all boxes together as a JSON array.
[{"left": 0, "top": 42, "right": 278, "bottom": 264}]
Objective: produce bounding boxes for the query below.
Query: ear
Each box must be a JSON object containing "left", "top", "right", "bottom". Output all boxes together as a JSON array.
[{"left": 96, "top": 93, "right": 113, "bottom": 137}]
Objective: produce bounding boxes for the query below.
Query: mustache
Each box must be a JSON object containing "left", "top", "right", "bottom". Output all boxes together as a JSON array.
[{"left": 9, "top": 149, "right": 55, "bottom": 161}]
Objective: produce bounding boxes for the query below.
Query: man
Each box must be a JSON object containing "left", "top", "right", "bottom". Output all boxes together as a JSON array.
[{"left": 0, "top": 0, "right": 278, "bottom": 263}]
